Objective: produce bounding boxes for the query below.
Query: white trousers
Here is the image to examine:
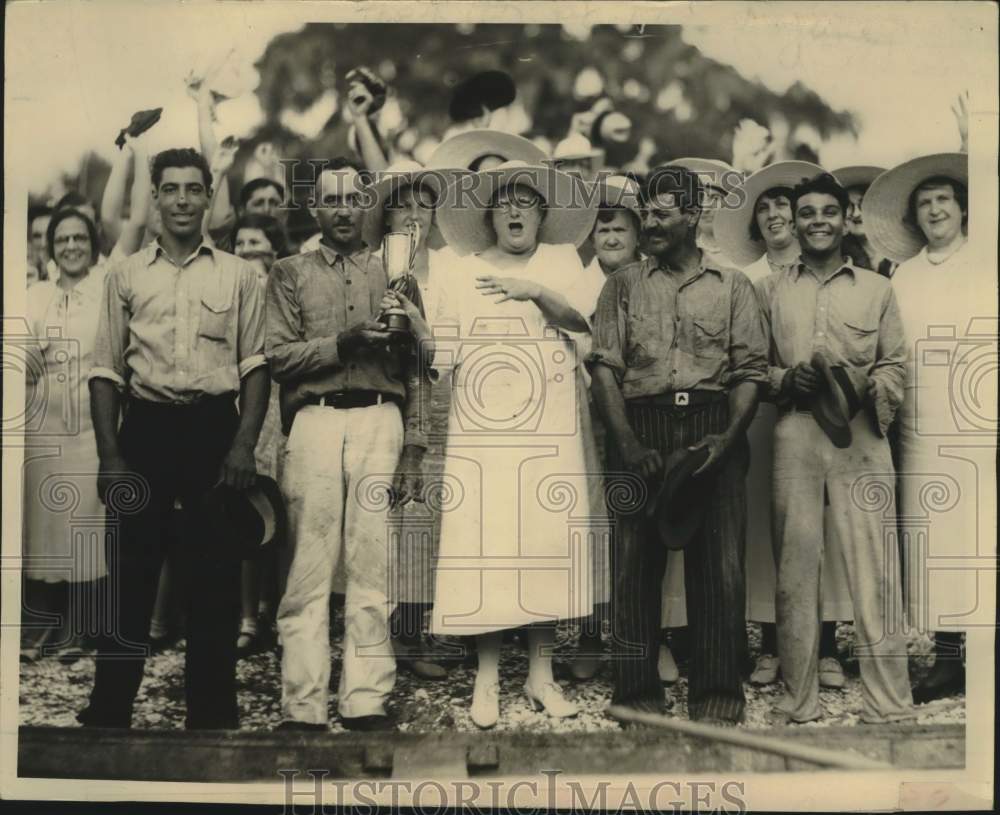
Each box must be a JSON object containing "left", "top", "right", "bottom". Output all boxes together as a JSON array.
[{"left": 277, "top": 403, "right": 403, "bottom": 722}]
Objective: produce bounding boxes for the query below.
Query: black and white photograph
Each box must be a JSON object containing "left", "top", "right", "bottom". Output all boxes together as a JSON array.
[{"left": 2, "top": 1, "right": 996, "bottom": 810}]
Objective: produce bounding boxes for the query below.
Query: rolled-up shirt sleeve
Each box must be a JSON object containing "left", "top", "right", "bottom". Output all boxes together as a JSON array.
[
  {"left": 236, "top": 263, "right": 267, "bottom": 379},
  {"left": 752, "top": 274, "right": 791, "bottom": 403},
  {"left": 89, "top": 266, "right": 130, "bottom": 390},
  {"left": 265, "top": 259, "right": 342, "bottom": 384},
  {"left": 584, "top": 272, "right": 627, "bottom": 382},
  {"left": 727, "top": 271, "right": 769, "bottom": 388},
  {"left": 869, "top": 285, "right": 907, "bottom": 434}
]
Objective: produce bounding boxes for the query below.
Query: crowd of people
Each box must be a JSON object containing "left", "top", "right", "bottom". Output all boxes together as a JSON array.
[{"left": 20, "top": 63, "right": 978, "bottom": 734}]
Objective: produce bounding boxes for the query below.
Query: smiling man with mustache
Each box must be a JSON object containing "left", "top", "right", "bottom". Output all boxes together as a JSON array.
[
  {"left": 588, "top": 166, "right": 768, "bottom": 724},
  {"left": 755, "top": 172, "right": 914, "bottom": 725}
]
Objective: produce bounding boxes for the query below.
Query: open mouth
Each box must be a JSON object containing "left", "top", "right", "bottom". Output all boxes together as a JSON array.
[
  {"left": 507, "top": 223, "right": 524, "bottom": 237},
  {"left": 767, "top": 222, "right": 785, "bottom": 233}
]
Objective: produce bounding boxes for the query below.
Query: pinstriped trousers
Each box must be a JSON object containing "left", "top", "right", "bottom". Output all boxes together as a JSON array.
[{"left": 608, "top": 397, "right": 749, "bottom": 722}]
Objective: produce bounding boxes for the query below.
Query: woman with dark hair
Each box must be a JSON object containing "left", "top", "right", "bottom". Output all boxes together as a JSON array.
[
  {"left": 230, "top": 212, "right": 289, "bottom": 656},
  {"left": 21, "top": 209, "right": 108, "bottom": 662}
]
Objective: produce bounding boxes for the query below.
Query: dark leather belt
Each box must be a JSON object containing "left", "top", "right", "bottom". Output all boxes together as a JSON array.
[
  {"left": 630, "top": 390, "right": 727, "bottom": 408},
  {"left": 784, "top": 397, "right": 814, "bottom": 413},
  {"left": 305, "top": 390, "right": 401, "bottom": 410}
]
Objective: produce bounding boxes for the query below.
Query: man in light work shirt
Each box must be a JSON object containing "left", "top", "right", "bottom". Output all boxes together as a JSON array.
[
  {"left": 80, "top": 148, "right": 269, "bottom": 730},
  {"left": 756, "top": 172, "right": 914, "bottom": 724},
  {"left": 589, "top": 166, "right": 768, "bottom": 724},
  {"left": 266, "top": 158, "right": 428, "bottom": 733}
]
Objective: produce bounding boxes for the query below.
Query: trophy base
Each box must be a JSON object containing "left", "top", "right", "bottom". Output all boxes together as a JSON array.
[{"left": 381, "top": 308, "right": 411, "bottom": 334}]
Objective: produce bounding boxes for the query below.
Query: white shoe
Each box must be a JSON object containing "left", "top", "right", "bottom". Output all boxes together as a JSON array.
[
  {"left": 470, "top": 679, "right": 500, "bottom": 729},
  {"left": 657, "top": 645, "right": 679, "bottom": 684},
  {"left": 818, "top": 656, "right": 846, "bottom": 689},
  {"left": 524, "top": 680, "right": 578, "bottom": 719},
  {"left": 750, "top": 654, "right": 780, "bottom": 685}
]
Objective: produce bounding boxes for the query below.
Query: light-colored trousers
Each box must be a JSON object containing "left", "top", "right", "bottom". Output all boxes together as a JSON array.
[
  {"left": 278, "top": 403, "right": 403, "bottom": 722},
  {"left": 772, "top": 411, "right": 913, "bottom": 723}
]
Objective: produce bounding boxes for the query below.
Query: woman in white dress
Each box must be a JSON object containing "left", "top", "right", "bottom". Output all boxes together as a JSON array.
[
  {"left": 22, "top": 209, "right": 109, "bottom": 661},
  {"left": 864, "top": 152, "right": 979, "bottom": 703},
  {"left": 432, "top": 161, "right": 604, "bottom": 728}
]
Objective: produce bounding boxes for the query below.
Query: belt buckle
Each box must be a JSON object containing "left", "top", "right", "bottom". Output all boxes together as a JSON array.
[{"left": 674, "top": 391, "right": 690, "bottom": 407}]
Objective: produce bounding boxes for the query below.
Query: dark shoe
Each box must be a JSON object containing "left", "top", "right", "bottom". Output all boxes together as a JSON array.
[
  {"left": 77, "top": 707, "right": 130, "bottom": 728},
  {"left": 275, "top": 720, "right": 327, "bottom": 732},
  {"left": 148, "top": 630, "right": 179, "bottom": 654},
  {"left": 341, "top": 714, "right": 396, "bottom": 732},
  {"left": 397, "top": 656, "right": 449, "bottom": 680},
  {"left": 913, "top": 660, "right": 965, "bottom": 704},
  {"left": 237, "top": 626, "right": 274, "bottom": 659}
]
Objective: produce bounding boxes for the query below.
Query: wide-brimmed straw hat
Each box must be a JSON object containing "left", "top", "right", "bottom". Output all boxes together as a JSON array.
[
  {"left": 714, "top": 160, "right": 825, "bottom": 267},
  {"left": 551, "top": 133, "right": 603, "bottom": 163},
  {"left": 424, "top": 129, "right": 546, "bottom": 172},
  {"left": 862, "top": 152, "right": 968, "bottom": 262},
  {"left": 590, "top": 174, "right": 644, "bottom": 223},
  {"left": 436, "top": 160, "right": 597, "bottom": 256},
  {"left": 361, "top": 160, "right": 445, "bottom": 249},
  {"left": 662, "top": 157, "right": 742, "bottom": 195},
  {"left": 832, "top": 165, "right": 885, "bottom": 191}
]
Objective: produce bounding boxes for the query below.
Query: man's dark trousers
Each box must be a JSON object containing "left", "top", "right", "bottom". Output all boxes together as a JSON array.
[
  {"left": 81, "top": 395, "right": 242, "bottom": 729},
  {"left": 608, "top": 396, "right": 750, "bottom": 722}
]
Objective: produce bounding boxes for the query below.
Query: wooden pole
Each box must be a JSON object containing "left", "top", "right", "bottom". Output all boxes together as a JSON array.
[{"left": 605, "top": 705, "right": 895, "bottom": 771}]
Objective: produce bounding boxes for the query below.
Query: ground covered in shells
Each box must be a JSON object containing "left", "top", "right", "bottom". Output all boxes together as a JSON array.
[{"left": 19, "top": 615, "right": 964, "bottom": 733}]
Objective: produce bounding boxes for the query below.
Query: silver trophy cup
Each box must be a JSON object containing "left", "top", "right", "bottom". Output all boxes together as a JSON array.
[{"left": 380, "top": 222, "right": 421, "bottom": 333}]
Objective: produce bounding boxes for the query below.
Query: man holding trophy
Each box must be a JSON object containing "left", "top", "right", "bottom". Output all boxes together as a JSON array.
[{"left": 264, "top": 158, "right": 431, "bottom": 732}]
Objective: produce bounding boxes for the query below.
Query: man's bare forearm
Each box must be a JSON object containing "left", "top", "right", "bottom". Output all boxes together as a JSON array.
[{"left": 90, "top": 378, "right": 123, "bottom": 460}]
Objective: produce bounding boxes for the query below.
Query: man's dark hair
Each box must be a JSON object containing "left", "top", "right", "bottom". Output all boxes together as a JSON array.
[
  {"left": 314, "top": 156, "right": 370, "bottom": 194},
  {"left": 54, "top": 191, "right": 93, "bottom": 212},
  {"left": 230, "top": 213, "right": 290, "bottom": 259},
  {"left": 28, "top": 204, "right": 53, "bottom": 228},
  {"left": 904, "top": 175, "right": 968, "bottom": 230},
  {"left": 151, "top": 148, "right": 213, "bottom": 189},
  {"left": 748, "top": 186, "right": 794, "bottom": 242},
  {"left": 595, "top": 206, "right": 641, "bottom": 235},
  {"left": 239, "top": 177, "right": 285, "bottom": 211},
  {"left": 790, "top": 173, "right": 850, "bottom": 216},
  {"left": 46, "top": 208, "right": 100, "bottom": 265},
  {"left": 641, "top": 167, "right": 702, "bottom": 213}
]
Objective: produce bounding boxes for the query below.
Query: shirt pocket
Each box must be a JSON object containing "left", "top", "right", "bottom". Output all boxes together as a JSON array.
[
  {"left": 692, "top": 316, "right": 727, "bottom": 359},
  {"left": 197, "top": 274, "right": 236, "bottom": 370},
  {"left": 842, "top": 320, "right": 878, "bottom": 367}
]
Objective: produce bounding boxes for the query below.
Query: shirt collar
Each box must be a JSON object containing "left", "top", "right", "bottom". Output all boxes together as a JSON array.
[
  {"left": 145, "top": 239, "right": 216, "bottom": 267},
  {"left": 644, "top": 251, "right": 723, "bottom": 282},
  {"left": 318, "top": 241, "right": 371, "bottom": 267},
  {"left": 794, "top": 257, "right": 859, "bottom": 285}
]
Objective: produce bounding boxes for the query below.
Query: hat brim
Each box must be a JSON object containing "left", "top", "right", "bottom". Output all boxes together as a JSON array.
[
  {"left": 436, "top": 164, "right": 597, "bottom": 256},
  {"left": 361, "top": 171, "right": 446, "bottom": 250},
  {"left": 662, "top": 158, "right": 742, "bottom": 194},
  {"left": 588, "top": 177, "right": 644, "bottom": 224},
  {"left": 863, "top": 153, "right": 968, "bottom": 263},
  {"left": 647, "top": 447, "right": 711, "bottom": 550},
  {"left": 425, "top": 130, "right": 547, "bottom": 172},
  {"left": 832, "top": 165, "right": 885, "bottom": 191},
  {"left": 810, "top": 352, "right": 854, "bottom": 449},
  {"left": 713, "top": 161, "right": 825, "bottom": 268}
]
